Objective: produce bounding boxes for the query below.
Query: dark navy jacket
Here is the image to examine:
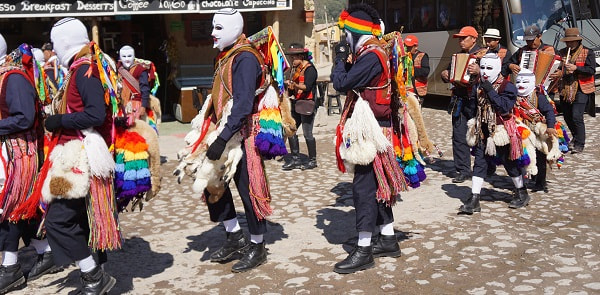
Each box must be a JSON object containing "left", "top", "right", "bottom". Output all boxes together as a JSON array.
[{"left": 0, "top": 73, "right": 36, "bottom": 135}]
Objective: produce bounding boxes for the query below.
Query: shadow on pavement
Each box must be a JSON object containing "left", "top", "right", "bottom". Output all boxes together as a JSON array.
[
  {"left": 315, "top": 207, "right": 412, "bottom": 254},
  {"left": 185, "top": 215, "right": 287, "bottom": 262},
  {"left": 105, "top": 236, "right": 174, "bottom": 293},
  {"left": 330, "top": 182, "right": 353, "bottom": 207},
  {"left": 426, "top": 158, "right": 458, "bottom": 179}
]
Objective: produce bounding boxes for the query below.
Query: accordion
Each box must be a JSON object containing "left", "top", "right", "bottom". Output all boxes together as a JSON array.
[
  {"left": 449, "top": 53, "right": 477, "bottom": 85},
  {"left": 519, "top": 50, "right": 562, "bottom": 91}
]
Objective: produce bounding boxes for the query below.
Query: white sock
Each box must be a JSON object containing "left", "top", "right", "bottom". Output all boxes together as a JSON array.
[
  {"left": 357, "top": 231, "right": 372, "bottom": 247},
  {"left": 512, "top": 176, "right": 524, "bottom": 189},
  {"left": 30, "top": 239, "right": 51, "bottom": 254},
  {"left": 250, "top": 234, "right": 263, "bottom": 244},
  {"left": 223, "top": 218, "right": 241, "bottom": 233},
  {"left": 472, "top": 176, "right": 484, "bottom": 194},
  {"left": 77, "top": 255, "right": 97, "bottom": 273},
  {"left": 379, "top": 223, "right": 395, "bottom": 236},
  {"left": 1, "top": 251, "right": 18, "bottom": 266}
]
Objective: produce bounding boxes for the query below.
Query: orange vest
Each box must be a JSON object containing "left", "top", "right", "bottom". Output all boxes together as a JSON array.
[
  {"left": 292, "top": 62, "right": 314, "bottom": 100},
  {"left": 413, "top": 52, "right": 428, "bottom": 96},
  {"left": 575, "top": 48, "right": 595, "bottom": 94}
]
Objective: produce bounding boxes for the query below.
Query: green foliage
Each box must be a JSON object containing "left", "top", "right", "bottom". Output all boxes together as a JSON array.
[{"left": 314, "top": 0, "right": 346, "bottom": 25}]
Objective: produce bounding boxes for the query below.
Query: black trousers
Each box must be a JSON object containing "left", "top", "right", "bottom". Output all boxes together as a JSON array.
[
  {"left": 452, "top": 111, "right": 472, "bottom": 176},
  {"left": 352, "top": 163, "right": 394, "bottom": 233},
  {"left": 45, "top": 198, "right": 91, "bottom": 266},
  {"left": 206, "top": 145, "right": 267, "bottom": 235},
  {"left": 0, "top": 220, "right": 36, "bottom": 252},
  {"left": 472, "top": 142, "right": 521, "bottom": 179},
  {"left": 535, "top": 149, "right": 547, "bottom": 186},
  {"left": 563, "top": 91, "right": 589, "bottom": 148}
]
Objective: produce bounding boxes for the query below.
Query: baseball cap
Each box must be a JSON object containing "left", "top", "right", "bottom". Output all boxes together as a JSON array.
[
  {"left": 523, "top": 25, "right": 541, "bottom": 41},
  {"left": 404, "top": 34, "right": 418, "bottom": 46},
  {"left": 453, "top": 26, "right": 478, "bottom": 38}
]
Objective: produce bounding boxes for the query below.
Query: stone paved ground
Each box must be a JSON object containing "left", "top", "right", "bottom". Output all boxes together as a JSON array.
[{"left": 14, "top": 100, "right": 600, "bottom": 294}]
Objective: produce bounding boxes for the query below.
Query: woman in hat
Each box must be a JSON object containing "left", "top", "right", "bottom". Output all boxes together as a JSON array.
[
  {"left": 282, "top": 43, "right": 318, "bottom": 170},
  {"left": 550, "top": 28, "right": 596, "bottom": 154}
]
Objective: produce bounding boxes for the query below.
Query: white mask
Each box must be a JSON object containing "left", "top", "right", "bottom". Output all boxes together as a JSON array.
[
  {"left": 0, "top": 33, "right": 6, "bottom": 65},
  {"left": 345, "top": 30, "right": 353, "bottom": 52},
  {"left": 51, "top": 18, "right": 89, "bottom": 68},
  {"left": 212, "top": 8, "right": 243, "bottom": 51},
  {"left": 479, "top": 53, "right": 501, "bottom": 84},
  {"left": 119, "top": 45, "right": 135, "bottom": 69},
  {"left": 516, "top": 69, "right": 536, "bottom": 96}
]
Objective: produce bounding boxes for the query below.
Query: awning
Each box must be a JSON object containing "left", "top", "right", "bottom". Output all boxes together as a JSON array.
[{"left": 0, "top": 0, "right": 292, "bottom": 18}]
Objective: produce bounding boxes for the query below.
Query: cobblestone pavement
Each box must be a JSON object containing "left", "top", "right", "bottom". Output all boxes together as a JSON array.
[{"left": 15, "top": 103, "right": 600, "bottom": 294}]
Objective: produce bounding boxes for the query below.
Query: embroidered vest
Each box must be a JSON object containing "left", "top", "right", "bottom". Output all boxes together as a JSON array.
[
  {"left": 413, "top": 51, "right": 428, "bottom": 96},
  {"left": 574, "top": 48, "right": 595, "bottom": 94},
  {"left": 292, "top": 62, "right": 314, "bottom": 100},
  {"left": 354, "top": 39, "right": 391, "bottom": 119},
  {"left": 210, "top": 37, "right": 266, "bottom": 122}
]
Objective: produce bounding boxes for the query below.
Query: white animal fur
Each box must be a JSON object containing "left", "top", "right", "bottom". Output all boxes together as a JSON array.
[
  {"left": 339, "top": 95, "right": 391, "bottom": 165},
  {"left": 42, "top": 140, "right": 90, "bottom": 203}
]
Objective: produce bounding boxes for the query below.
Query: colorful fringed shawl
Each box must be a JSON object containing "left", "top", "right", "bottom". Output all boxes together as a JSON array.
[
  {"left": 0, "top": 130, "right": 40, "bottom": 222},
  {"left": 114, "top": 128, "right": 150, "bottom": 211}
]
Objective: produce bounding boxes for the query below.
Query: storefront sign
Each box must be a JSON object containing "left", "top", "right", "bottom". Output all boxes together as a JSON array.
[
  {"left": 198, "top": 0, "right": 290, "bottom": 12},
  {"left": 115, "top": 0, "right": 200, "bottom": 14},
  {"left": 0, "top": 0, "right": 290, "bottom": 17},
  {"left": 0, "top": 0, "right": 114, "bottom": 17}
]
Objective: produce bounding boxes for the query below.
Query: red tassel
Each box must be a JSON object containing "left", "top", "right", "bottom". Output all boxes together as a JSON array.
[
  {"left": 191, "top": 118, "right": 212, "bottom": 154},
  {"left": 9, "top": 132, "right": 60, "bottom": 221},
  {"left": 335, "top": 124, "right": 345, "bottom": 173}
]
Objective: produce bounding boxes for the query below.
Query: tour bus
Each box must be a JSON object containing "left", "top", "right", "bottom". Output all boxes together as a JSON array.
[{"left": 350, "top": 0, "right": 600, "bottom": 104}]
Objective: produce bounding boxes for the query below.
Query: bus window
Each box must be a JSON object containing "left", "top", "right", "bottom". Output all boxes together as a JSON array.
[
  {"left": 438, "top": 0, "right": 468, "bottom": 30},
  {"left": 507, "top": 0, "right": 571, "bottom": 48},
  {"left": 410, "top": 0, "right": 436, "bottom": 32},
  {"left": 385, "top": 1, "right": 408, "bottom": 33}
]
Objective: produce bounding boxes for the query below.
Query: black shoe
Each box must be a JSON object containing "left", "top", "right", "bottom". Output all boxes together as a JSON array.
[
  {"left": 27, "top": 251, "right": 63, "bottom": 281},
  {"left": 571, "top": 146, "right": 584, "bottom": 154},
  {"left": 531, "top": 184, "right": 549, "bottom": 193},
  {"left": 458, "top": 193, "right": 481, "bottom": 214},
  {"left": 210, "top": 230, "right": 249, "bottom": 262},
  {"left": 80, "top": 266, "right": 116, "bottom": 295},
  {"left": 231, "top": 242, "right": 267, "bottom": 273},
  {"left": 300, "top": 158, "right": 317, "bottom": 170},
  {"left": 0, "top": 264, "right": 25, "bottom": 294},
  {"left": 509, "top": 187, "right": 531, "bottom": 209},
  {"left": 452, "top": 173, "right": 468, "bottom": 183},
  {"left": 372, "top": 235, "right": 401, "bottom": 258},
  {"left": 333, "top": 245, "right": 374, "bottom": 274},
  {"left": 282, "top": 156, "right": 301, "bottom": 170}
]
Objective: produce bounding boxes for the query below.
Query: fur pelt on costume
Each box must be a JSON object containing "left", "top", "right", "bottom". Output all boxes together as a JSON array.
[
  {"left": 279, "top": 94, "right": 297, "bottom": 138},
  {"left": 128, "top": 119, "right": 161, "bottom": 201},
  {"left": 42, "top": 140, "right": 90, "bottom": 203},
  {"left": 149, "top": 94, "right": 162, "bottom": 128},
  {"left": 173, "top": 96, "right": 243, "bottom": 203},
  {"left": 338, "top": 95, "right": 391, "bottom": 166},
  {"left": 467, "top": 118, "right": 477, "bottom": 147},
  {"left": 405, "top": 92, "right": 436, "bottom": 155}
]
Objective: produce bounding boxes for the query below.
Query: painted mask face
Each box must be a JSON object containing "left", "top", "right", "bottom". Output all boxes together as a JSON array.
[
  {"left": 119, "top": 46, "right": 135, "bottom": 69},
  {"left": 516, "top": 70, "right": 536, "bottom": 96},
  {"left": 211, "top": 8, "right": 243, "bottom": 51},
  {"left": 479, "top": 54, "right": 501, "bottom": 83}
]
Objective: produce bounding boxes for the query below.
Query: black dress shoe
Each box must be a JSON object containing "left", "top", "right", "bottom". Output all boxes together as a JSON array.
[
  {"left": 231, "top": 242, "right": 267, "bottom": 273},
  {"left": 531, "top": 184, "right": 549, "bottom": 193},
  {"left": 210, "top": 230, "right": 249, "bottom": 262},
  {"left": 458, "top": 193, "right": 481, "bottom": 214},
  {"left": 0, "top": 264, "right": 25, "bottom": 294},
  {"left": 571, "top": 146, "right": 584, "bottom": 154},
  {"left": 27, "top": 251, "right": 64, "bottom": 281},
  {"left": 333, "top": 245, "right": 374, "bottom": 274},
  {"left": 509, "top": 187, "right": 530, "bottom": 209},
  {"left": 80, "top": 266, "right": 116, "bottom": 295},
  {"left": 372, "top": 235, "right": 401, "bottom": 258},
  {"left": 452, "top": 173, "right": 468, "bottom": 183}
]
